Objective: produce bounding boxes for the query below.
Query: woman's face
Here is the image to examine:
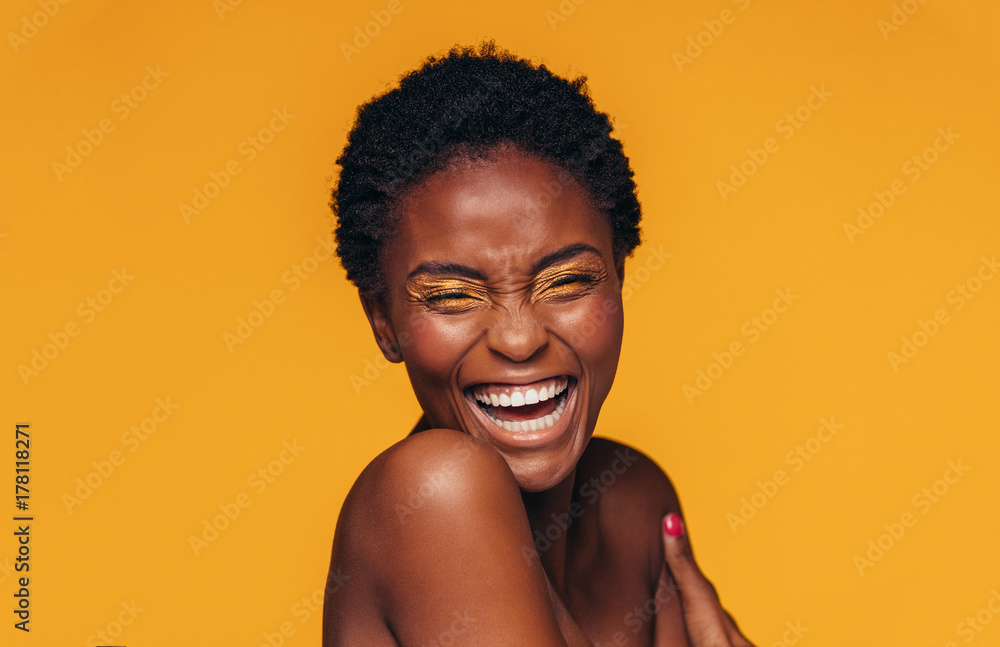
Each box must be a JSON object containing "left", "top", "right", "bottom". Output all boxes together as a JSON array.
[{"left": 363, "top": 149, "right": 625, "bottom": 492}]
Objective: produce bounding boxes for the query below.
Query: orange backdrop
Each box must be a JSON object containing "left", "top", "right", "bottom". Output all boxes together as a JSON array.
[{"left": 3, "top": 0, "right": 999, "bottom": 645}]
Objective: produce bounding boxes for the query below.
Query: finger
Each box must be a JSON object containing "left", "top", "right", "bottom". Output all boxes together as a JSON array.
[
  {"left": 662, "top": 513, "right": 731, "bottom": 646},
  {"left": 722, "top": 609, "right": 756, "bottom": 647}
]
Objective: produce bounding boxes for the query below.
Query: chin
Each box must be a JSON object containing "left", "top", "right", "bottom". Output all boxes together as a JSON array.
[{"left": 458, "top": 375, "right": 592, "bottom": 492}]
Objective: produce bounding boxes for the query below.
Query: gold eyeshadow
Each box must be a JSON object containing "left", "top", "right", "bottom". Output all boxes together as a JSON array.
[
  {"left": 405, "top": 277, "right": 492, "bottom": 312},
  {"left": 530, "top": 257, "right": 608, "bottom": 303},
  {"left": 406, "top": 255, "right": 608, "bottom": 311}
]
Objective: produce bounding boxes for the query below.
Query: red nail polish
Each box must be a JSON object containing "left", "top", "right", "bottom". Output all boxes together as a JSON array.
[{"left": 664, "top": 513, "right": 684, "bottom": 537}]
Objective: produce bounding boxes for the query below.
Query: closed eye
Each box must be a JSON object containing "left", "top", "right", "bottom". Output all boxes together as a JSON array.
[
  {"left": 427, "top": 291, "right": 475, "bottom": 302},
  {"left": 550, "top": 274, "right": 595, "bottom": 287}
]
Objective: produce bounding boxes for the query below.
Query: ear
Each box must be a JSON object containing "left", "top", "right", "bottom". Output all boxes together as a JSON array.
[
  {"left": 359, "top": 291, "right": 404, "bottom": 363},
  {"left": 615, "top": 256, "right": 626, "bottom": 289}
]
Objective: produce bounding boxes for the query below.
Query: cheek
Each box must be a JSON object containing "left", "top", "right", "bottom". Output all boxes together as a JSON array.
[
  {"left": 555, "top": 289, "right": 625, "bottom": 380},
  {"left": 397, "top": 312, "right": 477, "bottom": 385}
]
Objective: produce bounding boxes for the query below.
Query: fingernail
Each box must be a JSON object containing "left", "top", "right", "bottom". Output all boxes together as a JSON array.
[{"left": 664, "top": 513, "right": 684, "bottom": 537}]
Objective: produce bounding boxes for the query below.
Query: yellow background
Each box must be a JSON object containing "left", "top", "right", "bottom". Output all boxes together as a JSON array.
[{"left": 3, "top": 0, "right": 999, "bottom": 644}]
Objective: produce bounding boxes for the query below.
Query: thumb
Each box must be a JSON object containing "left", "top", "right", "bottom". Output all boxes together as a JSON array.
[{"left": 662, "top": 513, "right": 730, "bottom": 646}]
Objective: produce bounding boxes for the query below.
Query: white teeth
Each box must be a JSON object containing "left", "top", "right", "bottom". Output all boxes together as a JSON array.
[
  {"left": 476, "top": 379, "right": 572, "bottom": 433},
  {"left": 474, "top": 378, "right": 570, "bottom": 408}
]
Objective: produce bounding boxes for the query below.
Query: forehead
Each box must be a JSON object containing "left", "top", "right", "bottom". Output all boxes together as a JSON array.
[{"left": 390, "top": 152, "right": 613, "bottom": 276}]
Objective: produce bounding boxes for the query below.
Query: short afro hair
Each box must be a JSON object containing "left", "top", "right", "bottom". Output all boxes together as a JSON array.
[{"left": 332, "top": 42, "right": 642, "bottom": 296}]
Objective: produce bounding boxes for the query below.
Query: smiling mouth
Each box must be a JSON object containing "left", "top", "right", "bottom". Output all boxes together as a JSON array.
[{"left": 467, "top": 376, "right": 574, "bottom": 433}]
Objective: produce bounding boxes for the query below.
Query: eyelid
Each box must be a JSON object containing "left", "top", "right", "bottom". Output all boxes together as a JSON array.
[
  {"left": 406, "top": 256, "right": 608, "bottom": 306},
  {"left": 426, "top": 290, "right": 476, "bottom": 301},
  {"left": 549, "top": 271, "right": 598, "bottom": 284},
  {"left": 531, "top": 267, "right": 606, "bottom": 303},
  {"left": 406, "top": 277, "right": 491, "bottom": 311},
  {"left": 535, "top": 260, "right": 608, "bottom": 285}
]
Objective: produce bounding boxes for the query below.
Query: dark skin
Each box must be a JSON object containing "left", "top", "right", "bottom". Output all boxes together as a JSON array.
[{"left": 323, "top": 148, "right": 755, "bottom": 646}]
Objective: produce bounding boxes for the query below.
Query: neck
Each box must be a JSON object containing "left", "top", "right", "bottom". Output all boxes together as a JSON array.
[
  {"left": 408, "top": 414, "right": 431, "bottom": 436},
  {"left": 521, "top": 468, "right": 578, "bottom": 596}
]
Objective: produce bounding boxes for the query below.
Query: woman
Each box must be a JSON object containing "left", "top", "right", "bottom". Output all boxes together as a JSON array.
[{"left": 324, "top": 42, "right": 755, "bottom": 647}]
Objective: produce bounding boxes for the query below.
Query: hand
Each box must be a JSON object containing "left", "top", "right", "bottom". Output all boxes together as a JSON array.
[{"left": 661, "top": 514, "right": 756, "bottom": 647}]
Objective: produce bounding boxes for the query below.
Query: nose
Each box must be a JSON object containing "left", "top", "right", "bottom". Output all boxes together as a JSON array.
[{"left": 485, "top": 306, "right": 549, "bottom": 363}]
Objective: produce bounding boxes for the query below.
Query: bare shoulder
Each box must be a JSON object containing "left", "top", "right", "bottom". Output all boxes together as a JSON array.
[
  {"left": 578, "top": 436, "right": 681, "bottom": 513},
  {"left": 326, "top": 428, "right": 570, "bottom": 646},
  {"left": 330, "top": 427, "right": 519, "bottom": 573},
  {"left": 576, "top": 437, "right": 682, "bottom": 579}
]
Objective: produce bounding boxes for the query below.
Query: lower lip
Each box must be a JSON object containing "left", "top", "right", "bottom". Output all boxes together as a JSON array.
[{"left": 466, "top": 380, "right": 579, "bottom": 450}]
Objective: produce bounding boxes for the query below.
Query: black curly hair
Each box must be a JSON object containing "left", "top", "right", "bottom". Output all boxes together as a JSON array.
[{"left": 332, "top": 42, "right": 642, "bottom": 296}]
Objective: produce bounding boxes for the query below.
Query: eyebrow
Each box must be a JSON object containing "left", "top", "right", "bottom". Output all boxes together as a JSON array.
[
  {"left": 406, "top": 243, "right": 604, "bottom": 282},
  {"left": 530, "top": 243, "right": 604, "bottom": 275},
  {"left": 406, "top": 261, "right": 489, "bottom": 282}
]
